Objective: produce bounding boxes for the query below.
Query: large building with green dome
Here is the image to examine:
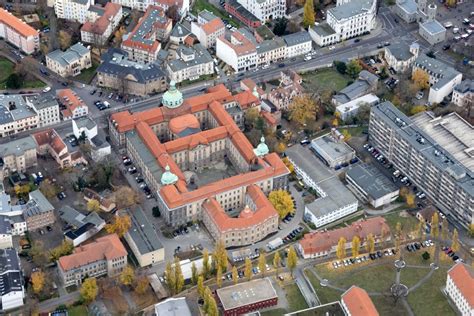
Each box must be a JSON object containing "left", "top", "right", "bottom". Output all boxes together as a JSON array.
[{"left": 109, "top": 84, "right": 289, "bottom": 247}]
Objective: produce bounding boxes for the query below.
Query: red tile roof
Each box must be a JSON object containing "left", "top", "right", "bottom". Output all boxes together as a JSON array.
[
  {"left": 342, "top": 286, "right": 379, "bottom": 316},
  {"left": 0, "top": 8, "right": 38, "bottom": 38},
  {"left": 299, "top": 217, "right": 390, "bottom": 256},
  {"left": 57, "top": 89, "right": 87, "bottom": 115},
  {"left": 81, "top": 3, "right": 121, "bottom": 35},
  {"left": 218, "top": 31, "right": 256, "bottom": 57},
  {"left": 32, "top": 129, "right": 66, "bottom": 156},
  {"left": 202, "top": 18, "right": 225, "bottom": 35},
  {"left": 448, "top": 263, "right": 474, "bottom": 308},
  {"left": 58, "top": 234, "right": 127, "bottom": 271},
  {"left": 203, "top": 185, "right": 278, "bottom": 232},
  {"left": 169, "top": 114, "right": 200, "bottom": 135},
  {"left": 261, "top": 111, "right": 277, "bottom": 126},
  {"left": 233, "top": 90, "right": 260, "bottom": 110}
]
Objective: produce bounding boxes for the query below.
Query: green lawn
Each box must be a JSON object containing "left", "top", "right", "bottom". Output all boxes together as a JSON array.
[
  {"left": 407, "top": 268, "right": 455, "bottom": 316},
  {"left": 68, "top": 305, "right": 88, "bottom": 316},
  {"left": 307, "top": 250, "right": 455, "bottom": 316},
  {"left": 75, "top": 62, "right": 98, "bottom": 84},
  {"left": 191, "top": 0, "right": 240, "bottom": 27},
  {"left": 0, "top": 57, "right": 46, "bottom": 89},
  {"left": 284, "top": 283, "right": 309, "bottom": 312},
  {"left": 301, "top": 68, "right": 351, "bottom": 93},
  {"left": 383, "top": 210, "right": 419, "bottom": 234},
  {"left": 260, "top": 308, "right": 287, "bottom": 316}
]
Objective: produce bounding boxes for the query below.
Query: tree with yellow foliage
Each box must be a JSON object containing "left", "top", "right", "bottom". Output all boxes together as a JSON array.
[
  {"left": 282, "top": 157, "right": 294, "bottom": 173},
  {"left": 174, "top": 256, "right": 184, "bottom": 294},
  {"left": 105, "top": 214, "right": 131, "bottom": 237},
  {"left": 410, "top": 105, "right": 426, "bottom": 115},
  {"left": 216, "top": 265, "right": 223, "bottom": 288},
  {"left": 352, "top": 236, "right": 360, "bottom": 257},
  {"left": 366, "top": 234, "right": 375, "bottom": 254},
  {"left": 412, "top": 69, "right": 430, "bottom": 90},
  {"left": 119, "top": 265, "right": 135, "bottom": 286},
  {"left": 134, "top": 276, "right": 149, "bottom": 295},
  {"left": 287, "top": 246, "right": 298, "bottom": 277},
  {"left": 303, "top": 0, "right": 315, "bottom": 28},
  {"left": 269, "top": 190, "right": 294, "bottom": 219},
  {"left": 405, "top": 193, "right": 416, "bottom": 208},
  {"left": 80, "top": 278, "right": 98, "bottom": 303},
  {"left": 87, "top": 199, "right": 101, "bottom": 212},
  {"left": 275, "top": 142, "right": 287, "bottom": 154},
  {"left": 197, "top": 275, "right": 205, "bottom": 298},
  {"left": 114, "top": 186, "right": 139, "bottom": 209},
  {"left": 31, "top": 271, "right": 45, "bottom": 294},
  {"left": 14, "top": 184, "right": 30, "bottom": 198},
  {"left": 341, "top": 130, "right": 352, "bottom": 141},
  {"left": 451, "top": 229, "right": 460, "bottom": 252},
  {"left": 431, "top": 212, "right": 439, "bottom": 238},
  {"left": 258, "top": 253, "right": 266, "bottom": 277},
  {"left": 289, "top": 95, "right": 319, "bottom": 128},
  {"left": 49, "top": 240, "right": 74, "bottom": 261},
  {"left": 336, "top": 237, "right": 346, "bottom": 259},
  {"left": 445, "top": 0, "right": 456, "bottom": 7},
  {"left": 244, "top": 258, "right": 252, "bottom": 281},
  {"left": 232, "top": 265, "right": 238, "bottom": 285},
  {"left": 273, "top": 251, "right": 281, "bottom": 276}
]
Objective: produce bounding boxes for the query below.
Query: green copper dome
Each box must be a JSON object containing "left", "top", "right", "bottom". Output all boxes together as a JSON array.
[
  {"left": 161, "top": 164, "right": 178, "bottom": 185},
  {"left": 162, "top": 81, "right": 183, "bottom": 109},
  {"left": 254, "top": 136, "right": 269, "bottom": 157}
]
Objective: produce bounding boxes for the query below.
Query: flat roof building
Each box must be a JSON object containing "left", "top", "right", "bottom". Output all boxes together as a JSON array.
[
  {"left": 419, "top": 20, "right": 446, "bottom": 45},
  {"left": 154, "top": 297, "right": 192, "bottom": 316},
  {"left": 346, "top": 164, "right": 399, "bottom": 208},
  {"left": 216, "top": 278, "right": 278, "bottom": 316},
  {"left": 369, "top": 101, "right": 473, "bottom": 228},
  {"left": 0, "top": 248, "right": 25, "bottom": 311},
  {"left": 286, "top": 144, "right": 358, "bottom": 228},
  {"left": 310, "top": 130, "right": 356, "bottom": 168},
  {"left": 123, "top": 207, "right": 164, "bottom": 267}
]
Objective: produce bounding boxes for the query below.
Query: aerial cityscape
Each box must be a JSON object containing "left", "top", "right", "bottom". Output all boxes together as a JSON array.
[{"left": 0, "top": 0, "right": 472, "bottom": 314}]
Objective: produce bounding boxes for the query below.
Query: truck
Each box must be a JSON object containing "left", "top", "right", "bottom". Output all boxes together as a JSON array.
[{"left": 267, "top": 237, "right": 283, "bottom": 250}]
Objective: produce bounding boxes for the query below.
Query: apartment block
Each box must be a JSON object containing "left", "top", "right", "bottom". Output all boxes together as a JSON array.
[
  {"left": 413, "top": 54, "right": 462, "bottom": 104},
  {"left": 111, "top": 0, "right": 189, "bottom": 14},
  {"left": 27, "top": 94, "right": 61, "bottom": 127},
  {"left": 368, "top": 101, "right": 473, "bottom": 228},
  {"left": 121, "top": 6, "right": 171, "bottom": 63},
  {"left": 235, "top": 0, "right": 285, "bottom": 22},
  {"left": 190, "top": 10, "right": 225, "bottom": 48},
  {"left": 0, "top": 136, "right": 37, "bottom": 180},
  {"left": 0, "top": 94, "right": 39, "bottom": 138},
  {"left": 58, "top": 234, "right": 127, "bottom": 286},
  {"left": 57, "top": 89, "right": 89, "bottom": 119},
  {"left": 309, "top": 0, "right": 376, "bottom": 47},
  {"left": 46, "top": 42, "right": 92, "bottom": 77},
  {"left": 0, "top": 249, "right": 25, "bottom": 311},
  {"left": 0, "top": 8, "right": 39, "bottom": 54},
  {"left": 54, "top": 0, "right": 94, "bottom": 23},
  {"left": 166, "top": 44, "right": 214, "bottom": 83},
  {"left": 81, "top": 3, "right": 122, "bottom": 45},
  {"left": 452, "top": 79, "right": 473, "bottom": 108},
  {"left": 23, "top": 190, "right": 55, "bottom": 231}
]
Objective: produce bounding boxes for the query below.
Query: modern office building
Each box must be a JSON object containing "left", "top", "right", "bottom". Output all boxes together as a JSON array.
[
  {"left": 369, "top": 101, "right": 473, "bottom": 228},
  {"left": 286, "top": 144, "right": 358, "bottom": 228},
  {"left": 310, "top": 131, "right": 356, "bottom": 168},
  {"left": 0, "top": 8, "right": 39, "bottom": 54},
  {"left": 346, "top": 164, "right": 399, "bottom": 208},
  {"left": 336, "top": 93, "right": 379, "bottom": 121}
]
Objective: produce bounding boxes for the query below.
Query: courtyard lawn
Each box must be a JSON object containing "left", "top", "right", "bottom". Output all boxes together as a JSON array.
[
  {"left": 75, "top": 62, "right": 98, "bottom": 84},
  {"left": 383, "top": 210, "right": 419, "bottom": 234},
  {"left": 191, "top": 0, "right": 240, "bottom": 27},
  {"left": 284, "top": 283, "right": 308, "bottom": 312},
  {"left": 301, "top": 68, "right": 351, "bottom": 94},
  {"left": 67, "top": 305, "right": 88, "bottom": 316},
  {"left": 304, "top": 269, "right": 340, "bottom": 303},
  {"left": 407, "top": 268, "right": 455, "bottom": 316}
]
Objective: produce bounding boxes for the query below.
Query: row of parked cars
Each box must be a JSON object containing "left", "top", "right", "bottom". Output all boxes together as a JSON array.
[
  {"left": 406, "top": 240, "right": 434, "bottom": 252},
  {"left": 442, "top": 246, "right": 464, "bottom": 263},
  {"left": 122, "top": 156, "right": 153, "bottom": 199},
  {"left": 283, "top": 226, "right": 303, "bottom": 243},
  {"left": 233, "top": 249, "right": 260, "bottom": 263},
  {"left": 332, "top": 249, "right": 398, "bottom": 269}
]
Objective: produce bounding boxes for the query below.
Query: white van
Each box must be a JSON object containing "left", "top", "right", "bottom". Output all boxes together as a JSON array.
[
  {"left": 453, "top": 27, "right": 459, "bottom": 33},
  {"left": 103, "top": 101, "right": 110, "bottom": 108},
  {"left": 42, "top": 86, "right": 51, "bottom": 93},
  {"left": 444, "top": 22, "right": 453, "bottom": 28}
]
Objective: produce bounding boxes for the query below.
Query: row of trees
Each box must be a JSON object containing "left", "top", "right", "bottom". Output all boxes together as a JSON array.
[{"left": 336, "top": 234, "right": 376, "bottom": 259}]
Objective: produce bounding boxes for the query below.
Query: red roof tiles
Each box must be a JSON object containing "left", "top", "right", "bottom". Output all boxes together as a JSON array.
[
  {"left": 448, "top": 263, "right": 474, "bottom": 308},
  {"left": 201, "top": 18, "right": 225, "bottom": 35},
  {"left": 81, "top": 3, "right": 121, "bottom": 35},
  {"left": 342, "top": 286, "right": 379, "bottom": 316},
  {"left": 32, "top": 129, "right": 66, "bottom": 156},
  {"left": 58, "top": 234, "right": 127, "bottom": 271},
  {"left": 0, "top": 8, "right": 38, "bottom": 37}
]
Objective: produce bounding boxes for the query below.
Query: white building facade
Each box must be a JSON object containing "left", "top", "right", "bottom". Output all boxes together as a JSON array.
[
  {"left": 236, "top": 0, "right": 285, "bottom": 22},
  {"left": 54, "top": 0, "right": 94, "bottom": 23},
  {"left": 0, "top": 8, "right": 39, "bottom": 55}
]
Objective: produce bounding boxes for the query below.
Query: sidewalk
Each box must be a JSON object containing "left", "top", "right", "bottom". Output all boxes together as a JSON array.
[{"left": 38, "top": 291, "right": 81, "bottom": 313}]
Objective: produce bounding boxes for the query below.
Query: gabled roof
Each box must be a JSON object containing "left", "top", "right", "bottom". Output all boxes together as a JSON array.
[
  {"left": 448, "top": 263, "right": 474, "bottom": 308},
  {"left": 32, "top": 129, "right": 66, "bottom": 156},
  {"left": 58, "top": 234, "right": 127, "bottom": 271},
  {"left": 81, "top": 3, "right": 121, "bottom": 35},
  {"left": 0, "top": 8, "right": 38, "bottom": 37},
  {"left": 342, "top": 286, "right": 379, "bottom": 316}
]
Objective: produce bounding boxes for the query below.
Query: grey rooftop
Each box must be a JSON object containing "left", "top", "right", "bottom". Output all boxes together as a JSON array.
[
  {"left": 0, "top": 136, "right": 36, "bottom": 158},
  {"left": 216, "top": 278, "right": 277, "bottom": 311},
  {"left": 310, "top": 22, "right": 337, "bottom": 37},
  {"left": 385, "top": 41, "right": 415, "bottom": 61},
  {"left": 167, "top": 44, "right": 213, "bottom": 72},
  {"left": 47, "top": 42, "right": 89, "bottom": 67},
  {"left": 328, "top": 0, "right": 375, "bottom": 20},
  {"left": 311, "top": 133, "right": 355, "bottom": 160},
  {"left": 420, "top": 20, "right": 446, "bottom": 35},
  {"left": 126, "top": 206, "right": 163, "bottom": 255},
  {"left": 283, "top": 31, "right": 312, "bottom": 47},
  {"left": 414, "top": 54, "right": 460, "bottom": 91},
  {"left": 346, "top": 164, "right": 399, "bottom": 200}
]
